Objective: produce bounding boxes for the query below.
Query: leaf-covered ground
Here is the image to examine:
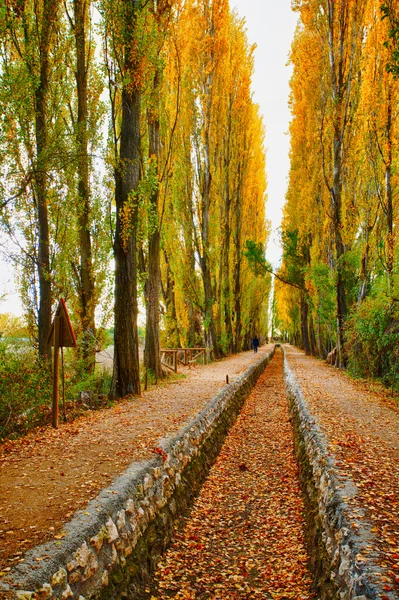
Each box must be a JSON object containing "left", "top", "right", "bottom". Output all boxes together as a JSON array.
[
  {"left": 286, "top": 346, "right": 399, "bottom": 598},
  {"left": 151, "top": 350, "right": 315, "bottom": 600},
  {"left": 0, "top": 346, "right": 273, "bottom": 573}
]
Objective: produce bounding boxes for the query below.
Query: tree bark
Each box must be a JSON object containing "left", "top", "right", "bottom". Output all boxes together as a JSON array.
[
  {"left": 332, "top": 137, "right": 347, "bottom": 367},
  {"left": 233, "top": 176, "right": 242, "bottom": 353},
  {"left": 35, "top": 0, "right": 59, "bottom": 360},
  {"left": 386, "top": 87, "right": 394, "bottom": 293},
  {"left": 110, "top": 8, "right": 142, "bottom": 399},
  {"left": 222, "top": 100, "right": 233, "bottom": 353},
  {"left": 74, "top": 0, "right": 96, "bottom": 373},
  {"left": 144, "top": 70, "right": 162, "bottom": 378},
  {"left": 325, "top": 0, "right": 364, "bottom": 367},
  {"left": 200, "top": 127, "right": 219, "bottom": 358},
  {"left": 301, "top": 292, "right": 311, "bottom": 355},
  {"left": 162, "top": 251, "right": 180, "bottom": 347}
]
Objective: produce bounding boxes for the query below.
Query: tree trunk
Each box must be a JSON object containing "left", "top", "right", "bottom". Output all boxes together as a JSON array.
[
  {"left": 35, "top": 0, "right": 58, "bottom": 360},
  {"left": 309, "top": 312, "right": 317, "bottom": 355},
  {"left": 233, "top": 179, "right": 242, "bottom": 353},
  {"left": 386, "top": 88, "right": 394, "bottom": 293},
  {"left": 200, "top": 129, "right": 219, "bottom": 358},
  {"left": 301, "top": 292, "right": 311, "bottom": 355},
  {"left": 162, "top": 252, "right": 180, "bottom": 347},
  {"left": 325, "top": 0, "right": 365, "bottom": 368},
  {"left": 222, "top": 114, "right": 233, "bottom": 353},
  {"left": 110, "top": 61, "right": 141, "bottom": 399},
  {"left": 74, "top": 0, "right": 96, "bottom": 373},
  {"left": 144, "top": 71, "right": 162, "bottom": 379},
  {"left": 332, "top": 136, "right": 347, "bottom": 367}
]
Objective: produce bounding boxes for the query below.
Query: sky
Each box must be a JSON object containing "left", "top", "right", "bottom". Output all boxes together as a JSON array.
[
  {"left": 232, "top": 0, "right": 298, "bottom": 268},
  {"left": 0, "top": 0, "right": 298, "bottom": 317}
]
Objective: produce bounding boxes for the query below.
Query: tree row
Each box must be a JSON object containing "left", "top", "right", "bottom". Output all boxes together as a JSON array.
[
  {"left": 0, "top": 0, "right": 269, "bottom": 397},
  {"left": 277, "top": 0, "right": 399, "bottom": 384}
]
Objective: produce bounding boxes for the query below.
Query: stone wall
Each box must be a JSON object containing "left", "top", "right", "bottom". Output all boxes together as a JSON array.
[
  {"left": 1, "top": 348, "right": 275, "bottom": 600},
  {"left": 283, "top": 347, "right": 386, "bottom": 600}
]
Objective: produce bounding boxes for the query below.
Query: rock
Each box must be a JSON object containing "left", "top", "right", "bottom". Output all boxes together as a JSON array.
[
  {"left": 152, "top": 467, "right": 162, "bottom": 479},
  {"left": 51, "top": 567, "right": 67, "bottom": 587},
  {"left": 35, "top": 583, "right": 52, "bottom": 599},
  {"left": 82, "top": 553, "right": 98, "bottom": 582},
  {"left": 105, "top": 518, "right": 119, "bottom": 543},
  {"left": 101, "top": 570, "right": 109, "bottom": 587},
  {"left": 125, "top": 498, "right": 135, "bottom": 514},
  {"left": 61, "top": 585, "right": 74, "bottom": 600},
  {"left": 67, "top": 542, "right": 90, "bottom": 571},
  {"left": 79, "top": 390, "right": 94, "bottom": 403},
  {"left": 90, "top": 529, "right": 106, "bottom": 553},
  {"left": 143, "top": 474, "right": 153, "bottom": 491},
  {"left": 116, "top": 510, "right": 126, "bottom": 532},
  {"left": 111, "top": 544, "right": 119, "bottom": 565},
  {"left": 68, "top": 570, "right": 82, "bottom": 584}
]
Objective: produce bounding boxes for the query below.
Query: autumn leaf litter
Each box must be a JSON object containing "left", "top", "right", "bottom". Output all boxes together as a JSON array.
[
  {"left": 286, "top": 345, "right": 399, "bottom": 597},
  {"left": 151, "top": 350, "right": 315, "bottom": 599}
]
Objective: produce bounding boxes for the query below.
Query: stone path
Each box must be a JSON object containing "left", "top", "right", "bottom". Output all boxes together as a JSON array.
[
  {"left": 151, "top": 349, "right": 316, "bottom": 599},
  {"left": 0, "top": 346, "right": 273, "bottom": 572},
  {"left": 285, "top": 345, "right": 399, "bottom": 598}
]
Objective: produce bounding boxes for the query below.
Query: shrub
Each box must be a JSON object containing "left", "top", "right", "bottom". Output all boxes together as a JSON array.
[
  {"left": 346, "top": 296, "right": 399, "bottom": 388},
  {"left": 0, "top": 340, "right": 113, "bottom": 440},
  {"left": 0, "top": 339, "right": 52, "bottom": 439}
]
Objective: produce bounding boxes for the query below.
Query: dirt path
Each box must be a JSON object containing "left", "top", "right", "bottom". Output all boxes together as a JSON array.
[
  {"left": 0, "top": 346, "right": 273, "bottom": 573},
  {"left": 285, "top": 345, "right": 399, "bottom": 597},
  {"left": 152, "top": 349, "right": 315, "bottom": 600}
]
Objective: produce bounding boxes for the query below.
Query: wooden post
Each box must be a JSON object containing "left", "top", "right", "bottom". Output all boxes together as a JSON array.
[
  {"left": 226, "top": 375, "right": 229, "bottom": 384},
  {"left": 52, "top": 316, "right": 61, "bottom": 428},
  {"left": 174, "top": 350, "right": 177, "bottom": 373},
  {"left": 61, "top": 346, "right": 66, "bottom": 422}
]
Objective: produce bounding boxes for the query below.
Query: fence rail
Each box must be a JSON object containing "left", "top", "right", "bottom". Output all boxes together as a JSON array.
[{"left": 160, "top": 348, "right": 207, "bottom": 373}]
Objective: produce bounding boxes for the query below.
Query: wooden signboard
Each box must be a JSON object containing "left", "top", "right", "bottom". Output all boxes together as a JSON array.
[
  {"left": 47, "top": 299, "right": 77, "bottom": 428},
  {"left": 47, "top": 298, "right": 77, "bottom": 348}
]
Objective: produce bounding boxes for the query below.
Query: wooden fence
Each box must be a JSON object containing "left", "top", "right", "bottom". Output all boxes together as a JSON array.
[{"left": 160, "top": 348, "right": 207, "bottom": 373}]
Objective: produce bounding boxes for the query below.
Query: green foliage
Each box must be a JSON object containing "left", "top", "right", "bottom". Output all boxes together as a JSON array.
[
  {"left": 338, "top": 248, "right": 361, "bottom": 308},
  {"left": 64, "top": 361, "right": 112, "bottom": 407},
  {"left": 381, "top": 2, "right": 399, "bottom": 77},
  {"left": 0, "top": 338, "right": 114, "bottom": 440},
  {"left": 244, "top": 240, "right": 272, "bottom": 277},
  {"left": 0, "top": 339, "right": 52, "bottom": 439},
  {"left": 281, "top": 229, "right": 304, "bottom": 286},
  {"left": 0, "top": 313, "right": 28, "bottom": 339},
  {"left": 308, "top": 262, "right": 335, "bottom": 330},
  {"left": 99, "top": 327, "right": 114, "bottom": 348},
  {"left": 346, "top": 296, "right": 399, "bottom": 388}
]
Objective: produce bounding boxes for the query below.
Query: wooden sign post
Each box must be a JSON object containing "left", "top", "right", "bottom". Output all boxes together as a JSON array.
[{"left": 47, "top": 299, "right": 77, "bottom": 428}]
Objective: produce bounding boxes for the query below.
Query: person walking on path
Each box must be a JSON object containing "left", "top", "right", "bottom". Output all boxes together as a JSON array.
[{"left": 252, "top": 335, "right": 259, "bottom": 353}]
